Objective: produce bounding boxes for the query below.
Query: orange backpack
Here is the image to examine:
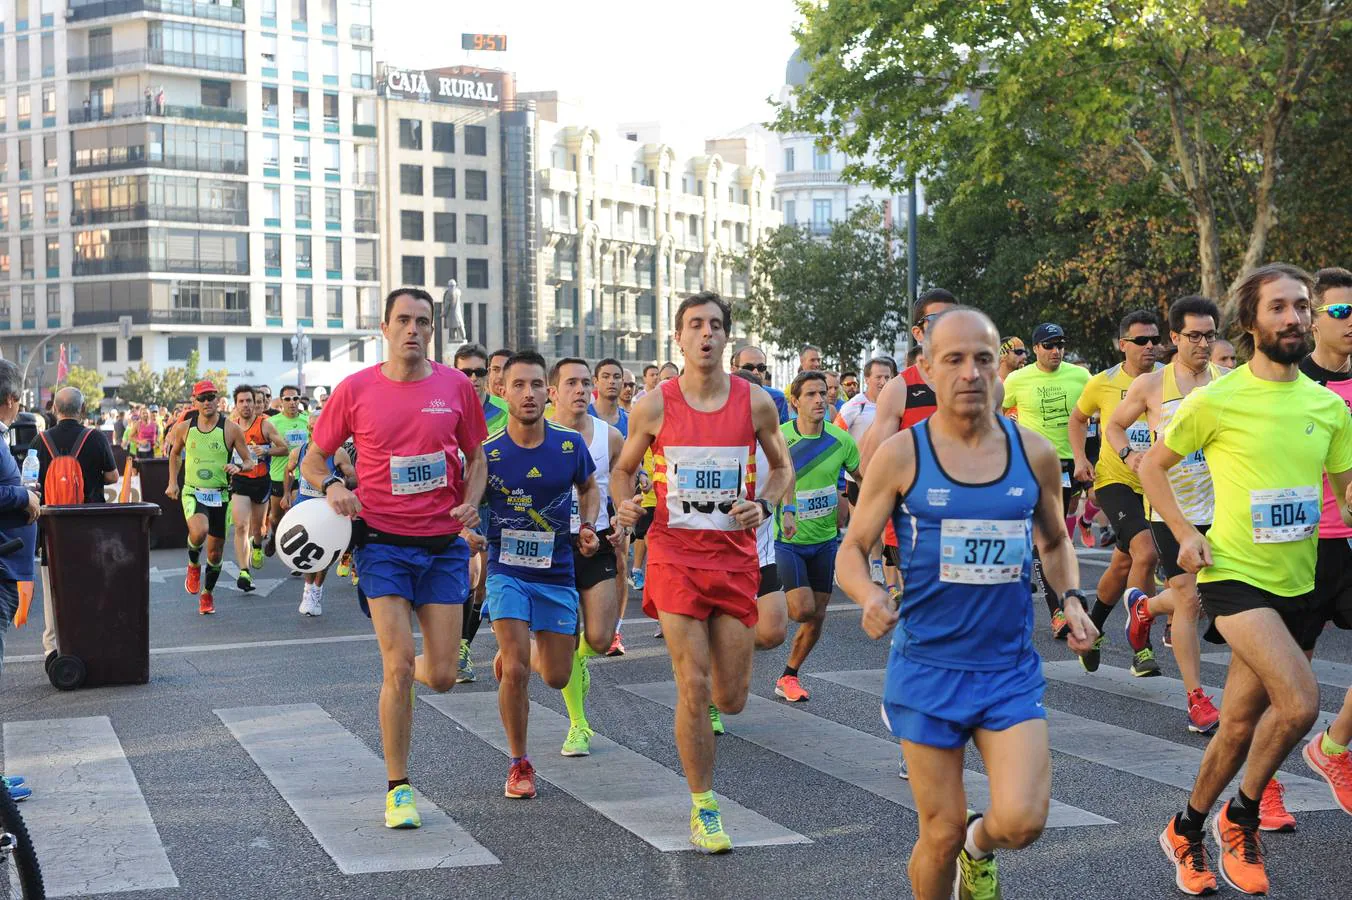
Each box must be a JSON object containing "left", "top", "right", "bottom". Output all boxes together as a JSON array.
[{"left": 39, "top": 428, "right": 92, "bottom": 505}]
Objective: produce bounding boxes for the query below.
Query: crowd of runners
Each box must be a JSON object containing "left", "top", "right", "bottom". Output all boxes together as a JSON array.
[{"left": 140, "top": 263, "right": 1352, "bottom": 898}]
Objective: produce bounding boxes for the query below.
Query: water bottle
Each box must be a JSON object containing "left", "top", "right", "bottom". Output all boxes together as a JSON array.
[{"left": 21, "top": 449, "right": 39, "bottom": 488}]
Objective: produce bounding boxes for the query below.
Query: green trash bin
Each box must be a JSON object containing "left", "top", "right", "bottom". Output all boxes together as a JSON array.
[{"left": 42, "top": 502, "right": 161, "bottom": 690}]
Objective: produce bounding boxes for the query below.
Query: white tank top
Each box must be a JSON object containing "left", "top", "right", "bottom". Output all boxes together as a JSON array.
[
  {"left": 755, "top": 443, "right": 774, "bottom": 566},
  {"left": 571, "top": 415, "right": 611, "bottom": 533}
]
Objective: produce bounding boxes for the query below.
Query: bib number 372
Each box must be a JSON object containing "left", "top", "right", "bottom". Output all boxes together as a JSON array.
[{"left": 939, "top": 519, "right": 1027, "bottom": 584}]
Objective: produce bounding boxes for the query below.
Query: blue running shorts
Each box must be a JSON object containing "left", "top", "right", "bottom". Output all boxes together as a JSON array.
[
  {"left": 355, "top": 539, "right": 470, "bottom": 616},
  {"left": 881, "top": 649, "right": 1046, "bottom": 749},
  {"left": 485, "top": 573, "right": 580, "bottom": 635}
]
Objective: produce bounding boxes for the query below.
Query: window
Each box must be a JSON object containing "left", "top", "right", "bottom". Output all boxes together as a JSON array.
[
  {"left": 46, "top": 285, "right": 58, "bottom": 322},
  {"left": 399, "top": 164, "right": 422, "bottom": 195},
  {"left": 813, "top": 147, "right": 830, "bottom": 171},
  {"left": 295, "top": 235, "right": 311, "bottom": 268},
  {"left": 326, "top": 286, "right": 341, "bottom": 318},
  {"left": 293, "top": 87, "right": 309, "bottom": 119},
  {"left": 324, "top": 237, "right": 340, "bottom": 272},
  {"left": 265, "top": 283, "right": 282, "bottom": 316},
  {"left": 261, "top": 33, "right": 278, "bottom": 66},
  {"left": 466, "top": 258, "right": 488, "bottom": 289},
  {"left": 102, "top": 337, "right": 117, "bottom": 362},
  {"left": 41, "top": 84, "right": 55, "bottom": 118},
  {"left": 401, "top": 255, "right": 424, "bottom": 285},
  {"left": 324, "top": 140, "right": 340, "bottom": 176},
  {"left": 465, "top": 169, "right": 488, "bottom": 200},
  {"left": 400, "top": 210, "right": 424, "bottom": 241},
  {"left": 294, "top": 186, "right": 311, "bottom": 221},
  {"left": 264, "top": 134, "right": 281, "bottom": 167},
  {"left": 41, "top": 34, "right": 54, "bottom": 76},
  {"left": 291, "top": 0, "right": 307, "bottom": 23},
  {"left": 324, "top": 188, "right": 341, "bottom": 223},
  {"left": 322, "top": 91, "right": 338, "bottom": 124},
  {"left": 399, "top": 118, "right": 422, "bottom": 150},
  {"left": 292, "top": 36, "right": 309, "bottom": 72},
  {"left": 353, "top": 47, "right": 372, "bottom": 86},
  {"left": 812, "top": 198, "right": 831, "bottom": 230},
  {"left": 464, "top": 125, "right": 487, "bottom": 156},
  {"left": 293, "top": 136, "right": 310, "bottom": 171},
  {"left": 296, "top": 284, "right": 312, "bottom": 317},
  {"left": 265, "top": 185, "right": 282, "bottom": 220},
  {"left": 433, "top": 212, "right": 456, "bottom": 243},
  {"left": 246, "top": 337, "right": 262, "bottom": 361},
  {"left": 16, "top": 37, "right": 29, "bottom": 80},
  {"left": 783, "top": 148, "right": 795, "bottom": 172},
  {"left": 264, "top": 234, "right": 281, "bottom": 267},
  {"left": 355, "top": 239, "right": 376, "bottom": 279},
  {"left": 783, "top": 200, "right": 795, "bottom": 225},
  {"left": 434, "top": 257, "right": 456, "bottom": 285},
  {"left": 322, "top": 41, "right": 338, "bottom": 75},
  {"left": 43, "top": 185, "right": 57, "bottom": 226},
  {"left": 432, "top": 167, "right": 455, "bottom": 199},
  {"left": 45, "top": 235, "right": 58, "bottom": 272},
  {"left": 127, "top": 336, "right": 143, "bottom": 360},
  {"left": 16, "top": 90, "right": 30, "bottom": 128},
  {"left": 208, "top": 336, "right": 225, "bottom": 361},
  {"left": 322, "top": 0, "right": 337, "bottom": 25},
  {"left": 349, "top": 339, "right": 364, "bottom": 362},
  {"left": 281, "top": 338, "right": 293, "bottom": 361},
  {"left": 167, "top": 336, "right": 198, "bottom": 359},
  {"left": 432, "top": 122, "right": 454, "bottom": 153},
  {"left": 465, "top": 214, "right": 488, "bottom": 245},
  {"left": 311, "top": 337, "right": 330, "bottom": 361}
]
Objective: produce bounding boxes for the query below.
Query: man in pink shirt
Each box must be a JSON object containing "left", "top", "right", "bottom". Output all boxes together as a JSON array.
[{"left": 304, "top": 287, "right": 487, "bottom": 829}]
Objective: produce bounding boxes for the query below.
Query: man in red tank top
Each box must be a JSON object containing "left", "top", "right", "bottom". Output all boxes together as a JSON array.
[
  {"left": 614, "top": 291, "right": 792, "bottom": 853},
  {"left": 228, "top": 384, "right": 287, "bottom": 593}
]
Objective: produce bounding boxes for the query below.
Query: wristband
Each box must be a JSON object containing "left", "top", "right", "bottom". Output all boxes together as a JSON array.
[
  {"left": 1062, "top": 588, "right": 1089, "bottom": 608},
  {"left": 321, "top": 474, "right": 343, "bottom": 495},
  {"left": 781, "top": 504, "right": 797, "bottom": 514},
  {"left": 579, "top": 522, "right": 597, "bottom": 536},
  {"left": 755, "top": 498, "right": 772, "bottom": 519}
]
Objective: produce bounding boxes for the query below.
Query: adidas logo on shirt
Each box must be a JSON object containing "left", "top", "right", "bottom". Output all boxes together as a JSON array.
[{"left": 527, "top": 467, "right": 542, "bottom": 478}]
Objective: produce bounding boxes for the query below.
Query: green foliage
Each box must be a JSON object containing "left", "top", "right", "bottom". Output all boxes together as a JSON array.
[
  {"left": 61, "top": 366, "right": 105, "bottom": 415},
  {"left": 740, "top": 203, "right": 906, "bottom": 369},
  {"left": 116, "top": 362, "right": 164, "bottom": 407}
]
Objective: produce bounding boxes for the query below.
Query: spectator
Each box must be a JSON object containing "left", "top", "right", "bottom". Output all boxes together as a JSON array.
[
  {"left": 0, "top": 361, "right": 38, "bottom": 802},
  {"left": 112, "top": 409, "right": 127, "bottom": 446}
]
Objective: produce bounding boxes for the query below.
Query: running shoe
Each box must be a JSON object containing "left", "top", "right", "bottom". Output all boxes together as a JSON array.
[
  {"left": 1304, "top": 732, "right": 1352, "bottom": 815},
  {"left": 775, "top": 675, "right": 810, "bottom": 702},
  {"left": 298, "top": 584, "right": 317, "bottom": 617},
  {"left": 561, "top": 724, "right": 594, "bottom": 757},
  {"left": 1130, "top": 647, "right": 1161, "bottom": 678},
  {"left": 1050, "top": 608, "right": 1070, "bottom": 640},
  {"left": 310, "top": 584, "right": 324, "bottom": 616},
  {"left": 1078, "top": 517, "right": 1095, "bottom": 549},
  {"left": 1258, "top": 779, "right": 1295, "bottom": 833},
  {"left": 199, "top": 591, "right": 215, "bottom": 615},
  {"left": 606, "top": 631, "right": 626, "bottom": 656},
  {"left": 384, "top": 784, "right": 421, "bottom": 828},
  {"left": 263, "top": 530, "right": 276, "bottom": 557},
  {"left": 869, "top": 559, "right": 886, "bottom": 585},
  {"left": 1079, "top": 634, "right": 1104, "bottom": 673},
  {"left": 1124, "top": 587, "right": 1154, "bottom": 653},
  {"left": 3, "top": 776, "right": 25, "bottom": 789},
  {"left": 1187, "top": 689, "right": 1220, "bottom": 734},
  {"left": 654, "top": 624, "right": 663, "bottom": 639},
  {"left": 237, "top": 570, "right": 255, "bottom": 593},
  {"left": 953, "top": 812, "right": 999, "bottom": 900},
  {"left": 250, "top": 543, "right": 265, "bottom": 570},
  {"left": 336, "top": 554, "right": 351, "bottom": 577},
  {"left": 632, "top": 568, "right": 646, "bottom": 591},
  {"left": 689, "top": 804, "right": 732, "bottom": 854},
  {"left": 709, "top": 705, "right": 725, "bottom": 736},
  {"left": 898, "top": 755, "right": 908, "bottom": 780},
  {"left": 185, "top": 563, "right": 202, "bottom": 595},
  {"left": 1212, "top": 800, "right": 1268, "bottom": 895},
  {"left": 505, "top": 759, "right": 537, "bottom": 798},
  {"left": 5, "top": 778, "right": 31, "bottom": 803},
  {"left": 1159, "top": 816, "right": 1217, "bottom": 896},
  {"left": 1162, "top": 621, "right": 1174, "bottom": 648},
  {"left": 456, "top": 639, "right": 476, "bottom": 683}
]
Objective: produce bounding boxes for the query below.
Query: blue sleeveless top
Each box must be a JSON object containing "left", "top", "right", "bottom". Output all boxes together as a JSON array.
[{"left": 890, "top": 416, "right": 1041, "bottom": 671}]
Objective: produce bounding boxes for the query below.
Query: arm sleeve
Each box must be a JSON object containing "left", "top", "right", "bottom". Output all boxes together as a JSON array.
[
  {"left": 1325, "top": 411, "right": 1352, "bottom": 474},
  {"left": 310, "top": 379, "right": 353, "bottom": 454},
  {"left": 455, "top": 377, "right": 489, "bottom": 457},
  {"left": 1162, "top": 389, "right": 1215, "bottom": 459}
]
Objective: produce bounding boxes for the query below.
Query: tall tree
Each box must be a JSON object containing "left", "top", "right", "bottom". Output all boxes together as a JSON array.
[
  {"left": 61, "top": 366, "right": 105, "bottom": 415},
  {"left": 777, "top": 0, "right": 1350, "bottom": 305}
]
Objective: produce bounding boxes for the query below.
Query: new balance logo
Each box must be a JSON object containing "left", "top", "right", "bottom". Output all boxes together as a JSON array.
[
  {"left": 926, "top": 488, "right": 950, "bottom": 507},
  {"left": 527, "top": 467, "right": 542, "bottom": 478},
  {"left": 1006, "top": 487, "right": 1024, "bottom": 497}
]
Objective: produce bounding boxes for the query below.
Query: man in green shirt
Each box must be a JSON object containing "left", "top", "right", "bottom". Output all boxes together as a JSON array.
[
  {"left": 773, "top": 371, "right": 861, "bottom": 703},
  {"left": 263, "top": 385, "right": 310, "bottom": 557}
]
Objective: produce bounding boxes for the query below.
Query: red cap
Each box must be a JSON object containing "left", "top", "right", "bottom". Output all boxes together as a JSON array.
[{"left": 192, "top": 380, "right": 219, "bottom": 397}]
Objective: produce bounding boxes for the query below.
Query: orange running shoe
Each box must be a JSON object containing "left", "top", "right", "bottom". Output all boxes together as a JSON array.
[
  {"left": 1304, "top": 732, "right": 1352, "bottom": 815},
  {"left": 606, "top": 632, "right": 626, "bottom": 657},
  {"left": 198, "top": 591, "right": 215, "bottom": 615},
  {"left": 1258, "top": 779, "right": 1295, "bottom": 833},
  {"left": 1212, "top": 800, "right": 1269, "bottom": 895},
  {"left": 1050, "top": 608, "right": 1069, "bottom": 640},
  {"left": 1186, "top": 689, "right": 1220, "bottom": 734},
  {"left": 775, "top": 675, "right": 809, "bottom": 703},
  {"left": 185, "top": 563, "right": 202, "bottom": 595},
  {"left": 505, "top": 758, "right": 537, "bottom": 799},
  {"left": 1158, "top": 816, "right": 1217, "bottom": 896}
]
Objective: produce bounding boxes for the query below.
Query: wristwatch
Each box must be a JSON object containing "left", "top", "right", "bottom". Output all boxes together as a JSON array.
[
  {"left": 1118, "top": 445, "right": 1132, "bottom": 461},
  {"left": 1062, "top": 588, "right": 1089, "bottom": 609},
  {"left": 321, "top": 474, "right": 344, "bottom": 495},
  {"left": 755, "top": 498, "right": 772, "bottom": 519}
]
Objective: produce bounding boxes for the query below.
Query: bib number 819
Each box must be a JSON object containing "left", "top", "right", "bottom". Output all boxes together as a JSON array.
[{"left": 513, "top": 539, "right": 540, "bottom": 557}]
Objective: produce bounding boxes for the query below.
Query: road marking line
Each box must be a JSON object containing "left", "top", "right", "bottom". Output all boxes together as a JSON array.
[
  {"left": 3, "top": 716, "right": 178, "bottom": 897},
  {"left": 216, "top": 703, "right": 498, "bottom": 874},
  {"left": 1202, "top": 651, "right": 1351, "bottom": 689},
  {"left": 422, "top": 692, "right": 809, "bottom": 851}
]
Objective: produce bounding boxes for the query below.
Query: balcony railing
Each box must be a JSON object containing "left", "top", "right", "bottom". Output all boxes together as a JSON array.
[
  {"left": 68, "top": 48, "right": 245, "bottom": 75},
  {"left": 150, "top": 307, "right": 250, "bottom": 326},
  {"left": 69, "top": 102, "right": 246, "bottom": 126},
  {"left": 70, "top": 204, "right": 248, "bottom": 227},
  {"left": 73, "top": 257, "right": 249, "bottom": 276},
  {"left": 68, "top": 0, "right": 245, "bottom": 24},
  {"left": 350, "top": 24, "right": 373, "bottom": 41},
  {"left": 351, "top": 124, "right": 377, "bottom": 138},
  {"left": 354, "top": 314, "right": 381, "bottom": 329},
  {"left": 548, "top": 312, "right": 576, "bottom": 330},
  {"left": 72, "top": 154, "right": 248, "bottom": 176},
  {"left": 354, "top": 266, "right": 378, "bottom": 281}
]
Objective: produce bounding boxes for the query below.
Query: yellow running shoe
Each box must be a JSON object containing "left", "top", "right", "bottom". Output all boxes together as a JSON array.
[
  {"left": 709, "top": 705, "right": 725, "bottom": 736},
  {"left": 337, "top": 553, "right": 351, "bottom": 577},
  {"left": 690, "top": 803, "right": 732, "bottom": 853},
  {"left": 385, "top": 784, "right": 420, "bottom": 829},
  {"left": 250, "top": 544, "right": 264, "bottom": 570}
]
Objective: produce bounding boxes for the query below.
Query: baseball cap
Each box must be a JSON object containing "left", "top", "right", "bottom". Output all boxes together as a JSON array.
[
  {"left": 1032, "top": 323, "right": 1065, "bottom": 344},
  {"left": 192, "top": 379, "right": 219, "bottom": 397}
]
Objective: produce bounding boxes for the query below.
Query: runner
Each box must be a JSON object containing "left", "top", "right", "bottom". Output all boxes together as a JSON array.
[
  {"left": 1001, "top": 322, "right": 1091, "bottom": 638},
  {"left": 1139, "top": 264, "right": 1352, "bottom": 896},
  {"left": 774, "top": 370, "right": 860, "bottom": 702},
  {"left": 306, "top": 287, "right": 487, "bottom": 830},
  {"left": 841, "top": 371, "right": 860, "bottom": 400},
  {"left": 281, "top": 421, "right": 355, "bottom": 616},
  {"left": 838, "top": 307, "right": 1097, "bottom": 900},
  {"left": 836, "top": 356, "right": 896, "bottom": 584},
  {"left": 1068, "top": 310, "right": 1162, "bottom": 673},
  {"left": 164, "top": 380, "right": 257, "bottom": 616},
  {"left": 129, "top": 407, "right": 159, "bottom": 458},
  {"left": 1212, "top": 339, "right": 1237, "bottom": 369},
  {"left": 263, "top": 386, "right": 310, "bottom": 557},
  {"left": 1297, "top": 266, "right": 1352, "bottom": 815},
  {"left": 613, "top": 291, "right": 792, "bottom": 853},
  {"left": 799, "top": 344, "right": 822, "bottom": 374},
  {"left": 587, "top": 357, "right": 632, "bottom": 653},
  {"left": 998, "top": 337, "right": 1028, "bottom": 381},
  {"left": 731, "top": 345, "right": 792, "bottom": 422},
  {"left": 824, "top": 371, "right": 843, "bottom": 411},
  {"left": 259, "top": 385, "right": 279, "bottom": 417},
  {"left": 636, "top": 363, "right": 660, "bottom": 401},
  {"left": 482, "top": 351, "right": 601, "bottom": 797},
  {"left": 488, "top": 348, "right": 512, "bottom": 399},
  {"left": 1111, "top": 296, "right": 1225, "bottom": 734},
  {"left": 228, "top": 384, "right": 286, "bottom": 593},
  {"left": 547, "top": 356, "right": 624, "bottom": 756},
  {"left": 452, "top": 343, "right": 508, "bottom": 684},
  {"left": 620, "top": 369, "right": 636, "bottom": 411}
]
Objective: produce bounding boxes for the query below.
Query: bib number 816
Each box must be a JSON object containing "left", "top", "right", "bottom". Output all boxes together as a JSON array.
[
  {"left": 694, "top": 470, "right": 723, "bottom": 489},
  {"left": 963, "top": 538, "right": 1007, "bottom": 565}
]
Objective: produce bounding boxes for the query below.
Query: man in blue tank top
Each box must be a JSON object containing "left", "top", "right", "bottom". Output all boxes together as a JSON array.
[{"left": 837, "top": 307, "right": 1098, "bottom": 900}]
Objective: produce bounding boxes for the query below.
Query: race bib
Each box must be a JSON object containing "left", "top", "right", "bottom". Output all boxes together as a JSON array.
[
  {"left": 1250, "top": 487, "right": 1319, "bottom": 543},
  {"left": 796, "top": 485, "right": 838, "bottom": 521},
  {"left": 1179, "top": 447, "right": 1208, "bottom": 475},
  {"left": 672, "top": 457, "right": 741, "bottom": 503},
  {"left": 285, "top": 429, "right": 307, "bottom": 448},
  {"left": 299, "top": 477, "right": 324, "bottom": 498},
  {"left": 570, "top": 490, "right": 581, "bottom": 534},
  {"left": 1060, "top": 469, "right": 1072, "bottom": 488},
  {"left": 193, "top": 488, "right": 223, "bottom": 507},
  {"left": 939, "top": 519, "right": 1027, "bottom": 584},
  {"left": 499, "top": 529, "right": 554, "bottom": 569},
  {"left": 1126, "top": 421, "right": 1152, "bottom": 453},
  {"left": 390, "top": 451, "right": 447, "bottom": 496},
  {"left": 1086, "top": 420, "right": 1099, "bottom": 438}
]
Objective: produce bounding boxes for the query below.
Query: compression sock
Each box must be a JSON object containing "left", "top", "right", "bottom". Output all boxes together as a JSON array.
[
  {"left": 1032, "top": 551, "right": 1058, "bottom": 616},
  {"left": 1230, "top": 787, "right": 1260, "bottom": 824},
  {"left": 691, "top": 789, "right": 717, "bottom": 810},
  {"left": 1322, "top": 729, "right": 1349, "bottom": 756},
  {"left": 462, "top": 598, "right": 482, "bottom": 645},
  {"left": 204, "top": 562, "right": 223, "bottom": 593},
  {"left": 1176, "top": 804, "right": 1207, "bottom": 834},
  {"left": 187, "top": 541, "right": 202, "bottom": 566},
  {"left": 387, "top": 778, "right": 409, "bottom": 792},
  {"left": 560, "top": 646, "right": 591, "bottom": 727},
  {"left": 1082, "top": 499, "right": 1101, "bottom": 523},
  {"left": 1089, "top": 600, "right": 1115, "bottom": 632}
]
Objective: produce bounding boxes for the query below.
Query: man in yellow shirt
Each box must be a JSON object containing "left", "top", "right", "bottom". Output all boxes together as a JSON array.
[{"left": 1068, "top": 310, "right": 1161, "bottom": 673}]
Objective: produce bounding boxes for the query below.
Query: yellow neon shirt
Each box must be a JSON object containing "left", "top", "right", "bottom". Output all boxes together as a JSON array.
[
  {"left": 1001, "top": 363, "right": 1091, "bottom": 459},
  {"left": 1077, "top": 363, "right": 1158, "bottom": 492},
  {"left": 1164, "top": 365, "right": 1352, "bottom": 596}
]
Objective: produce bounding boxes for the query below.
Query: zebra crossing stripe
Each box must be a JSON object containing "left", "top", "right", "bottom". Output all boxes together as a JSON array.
[
  {"left": 421, "top": 692, "right": 810, "bottom": 851},
  {"left": 817, "top": 668, "right": 1343, "bottom": 814},
  {"left": 621, "top": 681, "right": 1114, "bottom": 828},
  {"left": 215, "top": 704, "right": 499, "bottom": 874},
  {"left": 1202, "top": 651, "right": 1351, "bottom": 690},
  {"left": 2, "top": 716, "right": 179, "bottom": 897}
]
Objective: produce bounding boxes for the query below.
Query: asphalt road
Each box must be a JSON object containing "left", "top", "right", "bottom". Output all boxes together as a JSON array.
[{"left": 2, "top": 547, "right": 1349, "bottom": 899}]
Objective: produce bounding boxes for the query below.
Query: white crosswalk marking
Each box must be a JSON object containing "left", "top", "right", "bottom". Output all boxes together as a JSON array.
[
  {"left": 621, "top": 681, "right": 1114, "bottom": 828},
  {"left": 1202, "top": 651, "right": 1352, "bottom": 690},
  {"left": 216, "top": 703, "right": 499, "bottom": 874},
  {"left": 814, "top": 668, "right": 1342, "bottom": 813},
  {"left": 3, "top": 716, "right": 178, "bottom": 897},
  {"left": 421, "top": 692, "right": 810, "bottom": 850}
]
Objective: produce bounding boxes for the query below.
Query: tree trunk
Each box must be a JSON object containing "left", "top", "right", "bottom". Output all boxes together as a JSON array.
[{"left": 1163, "top": 87, "right": 1225, "bottom": 304}]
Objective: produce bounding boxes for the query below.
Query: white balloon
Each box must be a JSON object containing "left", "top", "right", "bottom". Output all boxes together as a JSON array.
[{"left": 276, "top": 498, "right": 352, "bottom": 575}]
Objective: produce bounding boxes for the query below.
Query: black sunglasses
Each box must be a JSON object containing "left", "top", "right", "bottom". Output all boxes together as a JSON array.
[
  {"left": 458, "top": 367, "right": 489, "bottom": 378},
  {"left": 281, "top": 395, "right": 300, "bottom": 401},
  {"left": 1039, "top": 341, "right": 1066, "bottom": 350},
  {"left": 916, "top": 313, "right": 940, "bottom": 329},
  {"left": 196, "top": 393, "right": 218, "bottom": 402},
  {"left": 623, "top": 381, "right": 635, "bottom": 388},
  {"left": 1009, "top": 347, "right": 1028, "bottom": 356},
  {"left": 1123, "top": 335, "right": 1162, "bottom": 346},
  {"left": 739, "top": 363, "right": 768, "bottom": 373}
]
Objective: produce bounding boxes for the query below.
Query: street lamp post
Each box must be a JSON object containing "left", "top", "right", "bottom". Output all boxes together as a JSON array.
[{"left": 291, "top": 326, "right": 310, "bottom": 397}]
